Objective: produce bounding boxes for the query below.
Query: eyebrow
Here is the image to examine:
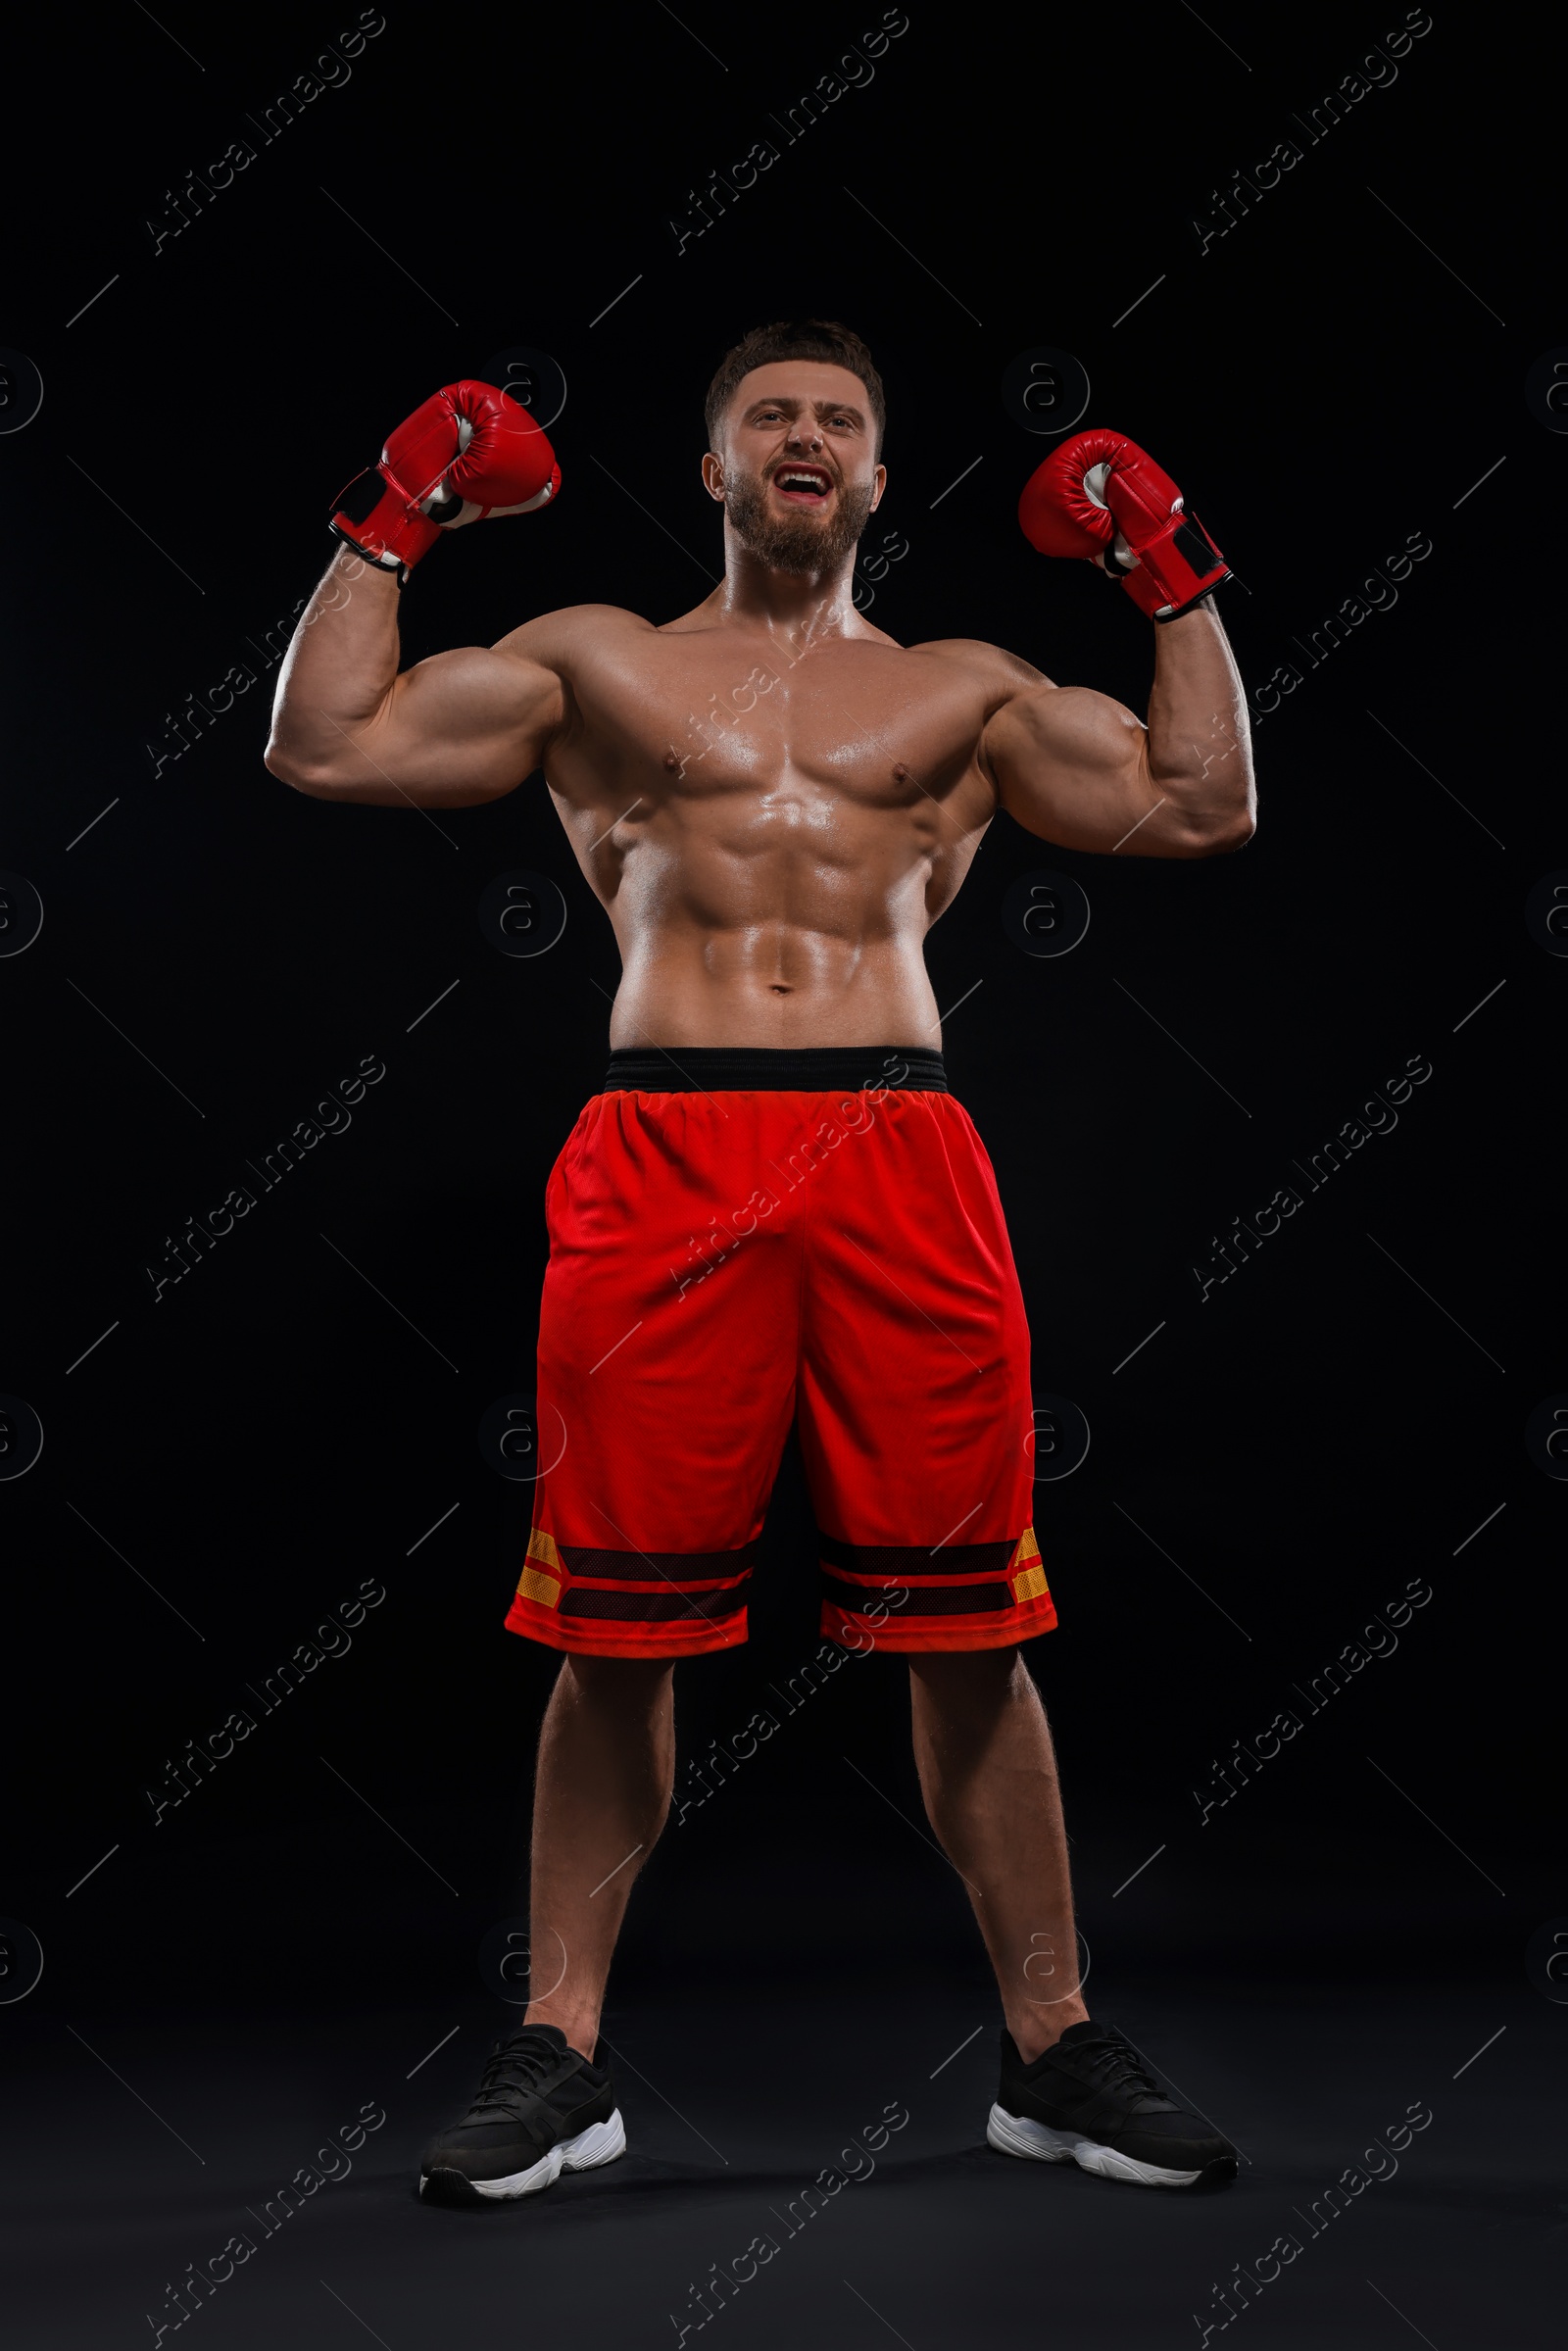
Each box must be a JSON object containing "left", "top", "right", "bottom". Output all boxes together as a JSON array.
[{"left": 745, "top": 394, "right": 865, "bottom": 423}]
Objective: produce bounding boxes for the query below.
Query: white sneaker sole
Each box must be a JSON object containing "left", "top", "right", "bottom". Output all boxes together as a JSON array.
[
  {"left": 987, "top": 2101, "right": 1203, "bottom": 2188},
  {"left": 422, "top": 2109, "right": 627, "bottom": 2201}
]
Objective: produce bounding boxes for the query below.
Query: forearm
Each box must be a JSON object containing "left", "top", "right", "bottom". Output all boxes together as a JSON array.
[
  {"left": 265, "top": 549, "right": 404, "bottom": 789},
  {"left": 1144, "top": 598, "right": 1255, "bottom": 840}
]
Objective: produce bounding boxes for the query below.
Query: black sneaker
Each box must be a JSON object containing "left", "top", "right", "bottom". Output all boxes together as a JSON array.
[
  {"left": 419, "top": 2024, "right": 625, "bottom": 2204},
  {"left": 988, "top": 2021, "right": 1238, "bottom": 2188}
]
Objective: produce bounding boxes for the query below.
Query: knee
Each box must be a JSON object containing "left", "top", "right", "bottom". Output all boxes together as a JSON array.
[
  {"left": 909, "top": 1647, "right": 1033, "bottom": 1739},
  {"left": 562, "top": 1653, "right": 675, "bottom": 1708},
  {"left": 909, "top": 1645, "right": 1023, "bottom": 1703}
]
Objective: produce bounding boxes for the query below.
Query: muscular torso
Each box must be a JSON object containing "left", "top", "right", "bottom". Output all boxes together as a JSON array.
[{"left": 507, "top": 602, "right": 1036, "bottom": 1050}]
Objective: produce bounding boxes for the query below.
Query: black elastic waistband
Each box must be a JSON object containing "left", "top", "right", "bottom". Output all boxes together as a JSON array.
[{"left": 601, "top": 1046, "right": 949, "bottom": 1095}]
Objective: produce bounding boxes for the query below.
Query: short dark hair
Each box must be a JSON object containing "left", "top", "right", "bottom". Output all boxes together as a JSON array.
[{"left": 705, "top": 319, "right": 886, "bottom": 452}]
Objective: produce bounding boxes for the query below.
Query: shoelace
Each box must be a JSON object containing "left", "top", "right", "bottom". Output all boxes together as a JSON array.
[
  {"left": 1065, "top": 2033, "right": 1167, "bottom": 2105},
  {"left": 466, "top": 2032, "right": 571, "bottom": 2121}
]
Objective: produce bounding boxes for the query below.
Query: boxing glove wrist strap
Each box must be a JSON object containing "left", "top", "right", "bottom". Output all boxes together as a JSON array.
[
  {"left": 1108, "top": 511, "right": 1229, "bottom": 622},
  {"left": 329, "top": 466, "right": 443, "bottom": 587}
]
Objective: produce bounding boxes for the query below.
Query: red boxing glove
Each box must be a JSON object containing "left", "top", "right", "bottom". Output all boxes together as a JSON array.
[
  {"left": 1018, "top": 428, "right": 1228, "bottom": 621},
  {"left": 330, "top": 380, "right": 561, "bottom": 585}
]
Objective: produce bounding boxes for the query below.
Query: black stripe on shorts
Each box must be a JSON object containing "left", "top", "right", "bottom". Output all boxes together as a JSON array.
[
  {"left": 602, "top": 1046, "right": 949, "bottom": 1095},
  {"left": 557, "top": 1542, "right": 758, "bottom": 1585},
  {"left": 560, "top": 1587, "right": 748, "bottom": 1623},
  {"left": 820, "top": 1569, "right": 1014, "bottom": 1616},
  {"left": 817, "top": 1534, "right": 1017, "bottom": 1582}
]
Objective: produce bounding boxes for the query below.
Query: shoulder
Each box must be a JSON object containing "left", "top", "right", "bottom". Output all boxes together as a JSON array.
[
  {"left": 489, "top": 604, "right": 656, "bottom": 664},
  {"left": 906, "top": 636, "right": 1055, "bottom": 710}
]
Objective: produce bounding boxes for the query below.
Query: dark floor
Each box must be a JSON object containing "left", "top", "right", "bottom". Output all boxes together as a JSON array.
[{"left": 5, "top": 1971, "right": 1557, "bottom": 2351}]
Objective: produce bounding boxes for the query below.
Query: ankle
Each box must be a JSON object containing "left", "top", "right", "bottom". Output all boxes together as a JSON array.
[
  {"left": 522, "top": 2001, "right": 599, "bottom": 2062},
  {"left": 1009, "top": 1999, "right": 1089, "bottom": 2064}
]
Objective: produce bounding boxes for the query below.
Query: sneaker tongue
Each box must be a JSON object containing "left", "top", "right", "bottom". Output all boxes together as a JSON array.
[
  {"left": 1054, "top": 2020, "right": 1105, "bottom": 2047},
  {"left": 501, "top": 2024, "right": 568, "bottom": 2056}
]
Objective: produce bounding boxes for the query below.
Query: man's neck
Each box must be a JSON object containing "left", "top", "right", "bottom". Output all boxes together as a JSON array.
[{"left": 710, "top": 533, "right": 870, "bottom": 649}]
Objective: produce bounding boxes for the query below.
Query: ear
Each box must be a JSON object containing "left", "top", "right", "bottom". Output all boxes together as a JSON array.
[
  {"left": 868, "top": 463, "right": 888, "bottom": 514},
  {"left": 701, "top": 452, "right": 726, "bottom": 504}
]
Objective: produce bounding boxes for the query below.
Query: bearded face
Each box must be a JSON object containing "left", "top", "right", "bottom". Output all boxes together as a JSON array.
[{"left": 722, "top": 455, "right": 877, "bottom": 575}]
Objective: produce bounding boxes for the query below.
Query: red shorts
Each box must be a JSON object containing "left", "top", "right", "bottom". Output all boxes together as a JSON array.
[{"left": 506, "top": 1046, "right": 1055, "bottom": 1659}]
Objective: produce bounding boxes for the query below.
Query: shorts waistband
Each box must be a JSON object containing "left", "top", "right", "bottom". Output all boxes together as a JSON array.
[{"left": 600, "top": 1046, "right": 949, "bottom": 1095}]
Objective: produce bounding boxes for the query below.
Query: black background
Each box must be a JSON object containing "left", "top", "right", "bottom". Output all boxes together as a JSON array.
[{"left": 2, "top": 2, "right": 1559, "bottom": 2345}]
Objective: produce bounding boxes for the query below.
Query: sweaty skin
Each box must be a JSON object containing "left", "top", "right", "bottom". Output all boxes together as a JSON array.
[
  {"left": 266, "top": 361, "right": 1256, "bottom": 2063},
  {"left": 266, "top": 361, "right": 1255, "bottom": 1054}
]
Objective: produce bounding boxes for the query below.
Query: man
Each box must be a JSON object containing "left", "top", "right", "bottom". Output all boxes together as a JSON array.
[{"left": 266, "top": 319, "right": 1254, "bottom": 2204}]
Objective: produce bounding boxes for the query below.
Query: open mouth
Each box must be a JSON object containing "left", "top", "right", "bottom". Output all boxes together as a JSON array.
[{"left": 770, "top": 465, "right": 834, "bottom": 506}]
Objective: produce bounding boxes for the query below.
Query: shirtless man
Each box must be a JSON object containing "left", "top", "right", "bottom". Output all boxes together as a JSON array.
[{"left": 267, "top": 319, "right": 1254, "bottom": 2204}]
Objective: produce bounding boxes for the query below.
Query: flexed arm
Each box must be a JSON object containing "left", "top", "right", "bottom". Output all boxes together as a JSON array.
[
  {"left": 265, "top": 381, "right": 565, "bottom": 808},
  {"left": 984, "top": 431, "right": 1255, "bottom": 857}
]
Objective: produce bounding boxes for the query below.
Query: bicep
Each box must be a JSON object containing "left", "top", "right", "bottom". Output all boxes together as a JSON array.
[
  {"left": 985, "top": 682, "right": 1177, "bottom": 856},
  {"left": 311, "top": 643, "right": 565, "bottom": 808}
]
